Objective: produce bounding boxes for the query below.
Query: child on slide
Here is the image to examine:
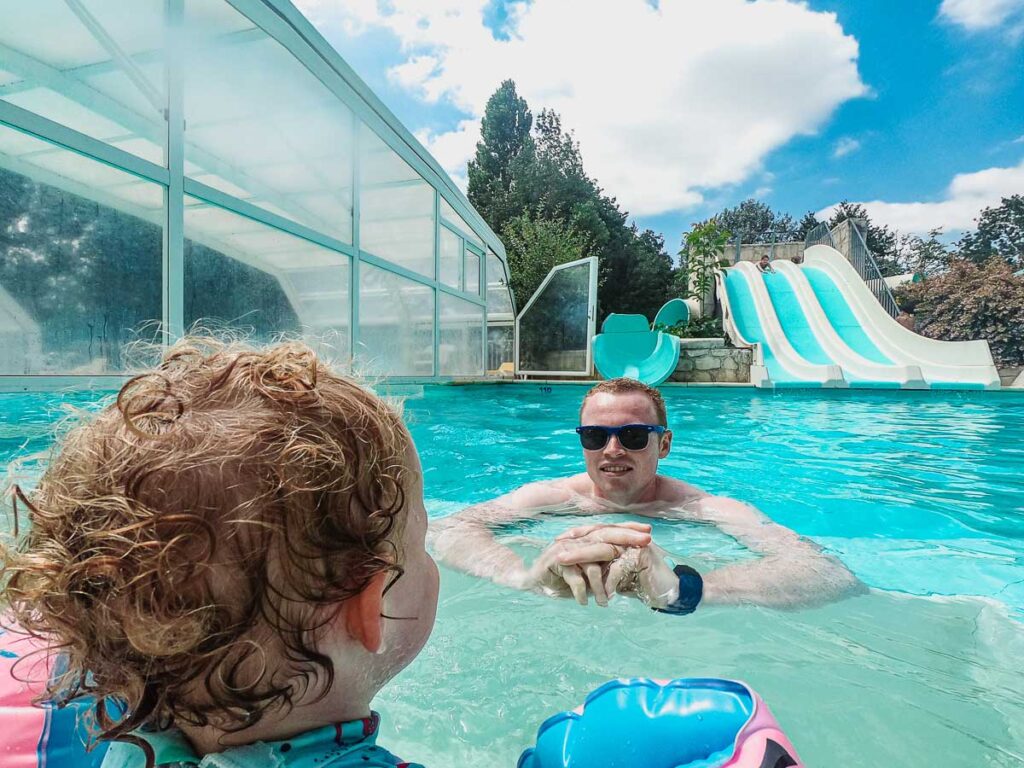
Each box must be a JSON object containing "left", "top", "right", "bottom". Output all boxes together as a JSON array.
[{"left": 1, "top": 338, "right": 438, "bottom": 768}]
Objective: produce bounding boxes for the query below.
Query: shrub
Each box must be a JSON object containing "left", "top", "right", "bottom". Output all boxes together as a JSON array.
[
  {"left": 894, "top": 258, "right": 1024, "bottom": 366},
  {"left": 655, "top": 316, "right": 730, "bottom": 344}
]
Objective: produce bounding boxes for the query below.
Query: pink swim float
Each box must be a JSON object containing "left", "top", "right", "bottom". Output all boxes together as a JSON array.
[
  {"left": 519, "top": 677, "right": 802, "bottom": 768},
  {"left": 0, "top": 625, "right": 107, "bottom": 767}
]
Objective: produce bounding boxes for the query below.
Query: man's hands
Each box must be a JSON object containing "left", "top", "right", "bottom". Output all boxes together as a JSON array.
[{"left": 522, "top": 522, "right": 679, "bottom": 608}]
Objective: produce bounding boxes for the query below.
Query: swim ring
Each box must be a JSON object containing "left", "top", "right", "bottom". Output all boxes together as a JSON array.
[
  {"left": 518, "top": 677, "right": 801, "bottom": 768},
  {"left": 0, "top": 625, "right": 108, "bottom": 767}
]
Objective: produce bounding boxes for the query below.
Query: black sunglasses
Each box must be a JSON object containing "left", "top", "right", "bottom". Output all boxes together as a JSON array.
[{"left": 575, "top": 424, "right": 666, "bottom": 451}]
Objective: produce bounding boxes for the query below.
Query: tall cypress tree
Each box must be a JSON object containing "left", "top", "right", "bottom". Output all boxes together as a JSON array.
[
  {"left": 467, "top": 79, "right": 533, "bottom": 236},
  {"left": 469, "top": 81, "right": 675, "bottom": 318}
]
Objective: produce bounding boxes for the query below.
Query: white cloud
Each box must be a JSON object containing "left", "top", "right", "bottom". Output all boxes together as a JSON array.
[
  {"left": 415, "top": 119, "right": 480, "bottom": 191},
  {"left": 939, "top": 0, "right": 1024, "bottom": 31},
  {"left": 388, "top": 55, "right": 441, "bottom": 93},
  {"left": 818, "top": 157, "right": 1024, "bottom": 234},
  {"left": 832, "top": 136, "right": 861, "bottom": 158},
  {"left": 294, "top": 0, "right": 867, "bottom": 217}
]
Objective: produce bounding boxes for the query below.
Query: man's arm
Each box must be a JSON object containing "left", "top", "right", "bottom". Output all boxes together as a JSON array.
[
  {"left": 560, "top": 497, "right": 862, "bottom": 611},
  {"left": 690, "top": 495, "right": 864, "bottom": 609},
  {"left": 429, "top": 481, "right": 651, "bottom": 600},
  {"left": 429, "top": 483, "right": 555, "bottom": 589}
]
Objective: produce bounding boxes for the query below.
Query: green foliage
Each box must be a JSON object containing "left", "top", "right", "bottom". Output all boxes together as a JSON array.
[
  {"left": 896, "top": 227, "right": 949, "bottom": 277},
  {"left": 894, "top": 258, "right": 1024, "bottom": 366},
  {"left": 795, "top": 211, "right": 823, "bottom": 241},
  {"left": 655, "top": 316, "right": 728, "bottom": 342},
  {"left": 956, "top": 195, "right": 1024, "bottom": 268},
  {"left": 500, "top": 212, "right": 593, "bottom": 304},
  {"left": 681, "top": 219, "right": 731, "bottom": 315},
  {"left": 467, "top": 80, "right": 533, "bottom": 236},
  {"left": 468, "top": 81, "right": 674, "bottom": 321},
  {"left": 714, "top": 198, "right": 795, "bottom": 242}
]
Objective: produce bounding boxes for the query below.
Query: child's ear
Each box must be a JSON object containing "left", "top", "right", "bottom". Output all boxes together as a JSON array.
[{"left": 345, "top": 571, "right": 387, "bottom": 653}]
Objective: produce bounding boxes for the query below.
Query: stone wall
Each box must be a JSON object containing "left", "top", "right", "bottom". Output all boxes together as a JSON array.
[
  {"left": 670, "top": 338, "right": 752, "bottom": 383},
  {"left": 730, "top": 241, "right": 804, "bottom": 265}
]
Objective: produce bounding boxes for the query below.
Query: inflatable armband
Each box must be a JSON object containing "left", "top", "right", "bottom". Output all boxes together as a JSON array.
[{"left": 519, "top": 678, "right": 801, "bottom": 768}]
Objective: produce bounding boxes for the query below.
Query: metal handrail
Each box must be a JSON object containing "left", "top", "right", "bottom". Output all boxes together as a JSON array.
[
  {"left": 848, "top": 223, "right": 900, "bottom": 318},
  {"left": 803, "top": 222, "right": 835, "bottom": 249}
]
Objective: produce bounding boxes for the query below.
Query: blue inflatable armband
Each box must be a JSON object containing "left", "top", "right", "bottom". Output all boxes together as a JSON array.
[{"left": 518, "top": 678, "right": 802, "bottom": 768}]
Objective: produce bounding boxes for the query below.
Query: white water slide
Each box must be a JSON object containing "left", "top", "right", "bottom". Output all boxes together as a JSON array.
[{"left": 719, "top": 245, "right": 1000, "bottom": 389}]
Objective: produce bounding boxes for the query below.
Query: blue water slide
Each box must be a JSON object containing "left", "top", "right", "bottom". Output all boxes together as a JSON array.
[
  {"left": 723, "top": 268, "right": 826, "bottom": 387},
  {"left": 761, "top": 272, "right": 833, "bottom": 366},
  {"left": 593, "top": 314, "right": 680, "bottom": 386},
  {"left": 761, "top": 270, "right": 899, "bottom": 387},
  {"left": 801, "top": 244, "right": 999, "bottom": 389},
  {"left": 803, "top": 267, "right": 893, "bottom": 365}
]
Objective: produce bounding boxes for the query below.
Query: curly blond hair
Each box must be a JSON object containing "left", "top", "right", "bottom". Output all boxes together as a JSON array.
[{"left": 1, "top": 338, "right": 411, "bottom": 748}]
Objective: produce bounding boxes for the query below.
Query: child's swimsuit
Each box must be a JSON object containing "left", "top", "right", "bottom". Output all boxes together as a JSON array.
[{"left": 100, "top": 712, "right": 424, "bottom": 768}]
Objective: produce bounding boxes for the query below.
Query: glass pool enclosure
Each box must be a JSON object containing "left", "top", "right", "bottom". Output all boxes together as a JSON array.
[{"left": 0, "top": 0, "right": 516, "bottom": 386}]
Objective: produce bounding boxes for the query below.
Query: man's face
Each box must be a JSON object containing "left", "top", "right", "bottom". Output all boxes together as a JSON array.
[{"left": 579, "top": 391, "right": 672, "bottom": 502}]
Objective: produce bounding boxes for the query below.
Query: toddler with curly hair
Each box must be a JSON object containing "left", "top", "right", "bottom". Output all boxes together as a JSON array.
[{"left": 1, "top": 339, "right": 438, "bottom": 768}]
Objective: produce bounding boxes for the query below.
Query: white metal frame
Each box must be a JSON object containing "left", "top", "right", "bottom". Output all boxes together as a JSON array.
[
  {"left": 0, "top": 0, "right": 515, "bottom": 387},
  {"left": 514, "top": 256, "right": 598, "bottom": 378}
]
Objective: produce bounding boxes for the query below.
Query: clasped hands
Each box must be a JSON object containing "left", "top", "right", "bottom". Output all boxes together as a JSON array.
[{"left": 525, "top": 522, "right": 677, "bottom": 608}]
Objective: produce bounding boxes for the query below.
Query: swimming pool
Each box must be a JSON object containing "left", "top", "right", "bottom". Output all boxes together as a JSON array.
[{"left": 2, "top": 385, "right": 1024, "bottom": 766}]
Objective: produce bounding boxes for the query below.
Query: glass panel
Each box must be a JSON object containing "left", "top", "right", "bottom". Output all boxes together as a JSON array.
[
  {"left": 440, "top": 195, "right": 484, "bottom": 248},
  {"left": 184, "top": 196, "right": 351, "bottom": 361},
  {"left": 486, "top": 250, "right": 514, "bottom": 316},
  {"left": 439, "top": 226, "right": 461, "bottom": 288},
  {"left": 518, "top": 261, "right": 591, "bottom": 374},
  {"left": 0, "top": 125, "right": 162, "bottom": 374},
  {"left": 358, "top": 262, "right": 434, "bottom": 376},
  {"left": 465, "top": 249, "right": 481, "bottom": 296},
  {"left": 0, "top": 0, "right": 167, "bottom": 165},
  {"left": 439, "top": 294, "right": 483, "bottom": 376},
  {"left": 358, "top": 125, "right": 434, "bottom": 277},
  {"left": 182, "top": 0, "right": 353, "bottom": 243},
  {"left": 487, "top": 325, "right": 513, "bottom": 372}
]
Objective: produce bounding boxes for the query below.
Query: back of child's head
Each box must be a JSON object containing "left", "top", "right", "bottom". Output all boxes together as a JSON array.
[{"left": 1, "top": 338, "right": 412, "bottom": 745}]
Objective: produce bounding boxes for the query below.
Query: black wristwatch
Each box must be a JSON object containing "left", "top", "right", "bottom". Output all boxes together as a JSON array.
[{"left": 652, "top": 564, "right": 703, "bottom": 616}]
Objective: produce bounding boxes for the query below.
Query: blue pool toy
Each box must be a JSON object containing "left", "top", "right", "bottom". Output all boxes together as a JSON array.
[
  {"left": 653, "top": 298, "right": 690, "bottom": 329},
  {"left": 518, "top": 678, "right": 802, "bottom": 768},
  {"left": 593, "top": 314, "right": 680, "bottom": 386}
]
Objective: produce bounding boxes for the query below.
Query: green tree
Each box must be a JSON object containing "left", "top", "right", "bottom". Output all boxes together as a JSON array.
[
  {"left": 469, "top": 82, "right": 675, "bottom": 321},
  {"left": 500, "top": 212, "right": 593, "bottom": 303},
  {"left": 795, "top": 211, "right": 823, "bottom": 241},
  {"left": 467, "top": 80, "right": 533, "bottom": 236},
  {"left": 956, "top": 195, "right": 1024, "bottom": 268},
  {"left": 681, "top": 219, "right": 732, "bottom": 316},
  {"left": 716, "top": 199, "right": 795, "bottom": 243},
  {"left": 894, "top": 258, "right": 1024, "bottom": 366},
  {"left": 897, "top": 227, "right": 949, "bottom": 277}
]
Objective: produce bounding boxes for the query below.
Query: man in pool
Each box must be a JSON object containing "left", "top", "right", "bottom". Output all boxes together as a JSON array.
[{"left": 432, "top": 378, "right": 862, "bottom": 612}]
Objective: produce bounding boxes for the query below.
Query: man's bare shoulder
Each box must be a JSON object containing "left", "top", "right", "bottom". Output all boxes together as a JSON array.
[
  {"left": 503, "top": 475, "right": 586, "bottom": 510},
  {"left": 654, "top": 475, "right": 708, "bottom": 505}
]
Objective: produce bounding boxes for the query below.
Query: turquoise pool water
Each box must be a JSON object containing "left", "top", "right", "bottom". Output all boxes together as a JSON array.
[{"left": 3, "top": 385, "right": 1024, "bottom": 766}]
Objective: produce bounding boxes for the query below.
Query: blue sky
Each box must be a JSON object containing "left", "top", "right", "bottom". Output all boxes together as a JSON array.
[{"left": 297, "top": 0, "right": 1024, "bottom": 250}]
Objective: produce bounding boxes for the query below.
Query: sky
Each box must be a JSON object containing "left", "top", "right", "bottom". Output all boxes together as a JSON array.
[{"left": 294, "top": 0, "right": 1024, "bottom": 250}]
